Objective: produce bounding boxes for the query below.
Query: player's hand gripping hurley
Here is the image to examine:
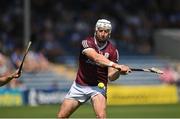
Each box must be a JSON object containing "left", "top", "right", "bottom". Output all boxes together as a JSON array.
[
  {"left": 130, "top": 67, "right": 163, "bottom": 74},
  {"left": 17, "top": 41, "right": 32, "bottom": 75},
  {"left": 110, "top": 62, "right": 163, "bottom": 74}
]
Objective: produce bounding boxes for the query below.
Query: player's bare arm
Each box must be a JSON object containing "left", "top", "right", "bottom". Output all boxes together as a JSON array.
[
  {"left": 82, "top": 48, "right": 131, "bottom": 73},
  {"left": 83, "top": 48, "right": 116, "bottom": 67},
  {"left": 0, "top": 70, "right": 21, "bottom": 86},
  {"left": 108, "top": 64, "right": 131, "bottom": 81},
  {"left": 108, "top": 67, "right": 120, "bottom": 81}
]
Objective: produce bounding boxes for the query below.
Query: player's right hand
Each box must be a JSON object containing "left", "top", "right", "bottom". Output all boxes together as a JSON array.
[{"left": 115, "top": 64, "right": 131, "bottom": 74}]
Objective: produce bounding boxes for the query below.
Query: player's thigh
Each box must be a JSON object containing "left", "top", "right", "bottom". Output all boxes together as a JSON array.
[
  {"left": 91, "top": 94, "right": 106, "bottom": 114},
  {"left": 58, "top": 98, "right": 80, "bottom": 117}
]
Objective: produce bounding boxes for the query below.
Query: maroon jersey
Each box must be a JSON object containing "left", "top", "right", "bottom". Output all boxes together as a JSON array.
[{"left": 75, "top": 37, "right": 119, "bottom": 86}]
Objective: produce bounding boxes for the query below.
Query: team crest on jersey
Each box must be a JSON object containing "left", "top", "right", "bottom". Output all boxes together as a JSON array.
[{"left": 104, "top": 53, "right": 109, "bottom": 59}]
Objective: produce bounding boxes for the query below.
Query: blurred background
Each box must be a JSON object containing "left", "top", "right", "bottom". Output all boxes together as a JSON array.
[{"left": 0, "top": 0, "right": 180, "bottom": 118}]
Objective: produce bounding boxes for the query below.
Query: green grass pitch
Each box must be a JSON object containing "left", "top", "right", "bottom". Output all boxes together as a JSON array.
[{"left": 0, "top": 103, "right": 180, "bottom": 118}]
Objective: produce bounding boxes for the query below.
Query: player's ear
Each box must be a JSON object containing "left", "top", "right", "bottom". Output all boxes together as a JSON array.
[{"left": 94, "top": 31, "right": 97, "bottom": 37}]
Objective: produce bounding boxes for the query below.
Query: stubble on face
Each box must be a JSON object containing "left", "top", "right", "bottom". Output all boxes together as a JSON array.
[{"left": 95, "top": 28, "right": 110, "bottom": 45}]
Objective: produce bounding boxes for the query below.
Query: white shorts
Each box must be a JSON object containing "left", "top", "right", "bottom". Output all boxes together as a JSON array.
[{"left": 65, "top": 81, "right": 106, "bottom": 103}]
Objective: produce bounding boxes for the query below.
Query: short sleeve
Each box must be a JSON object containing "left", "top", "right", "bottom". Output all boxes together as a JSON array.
[
  {"left": 81, "top": 38, "right": 95, "bottom": 54},
  {"left": 82, "top": 39, "right": 94, "bottom": 48}
]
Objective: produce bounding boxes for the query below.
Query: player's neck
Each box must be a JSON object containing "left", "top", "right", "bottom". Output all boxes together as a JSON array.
[
  {"left": 94, "top": 37, "right": 107, "bottom": 50},
  {"left": 96, "top": 40, "right": 103, "bottom": 46}
]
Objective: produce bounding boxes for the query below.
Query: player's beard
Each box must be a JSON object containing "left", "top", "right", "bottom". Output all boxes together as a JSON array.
[{"left": 96, "top": 35, "right": 108, "bottom": 44}]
